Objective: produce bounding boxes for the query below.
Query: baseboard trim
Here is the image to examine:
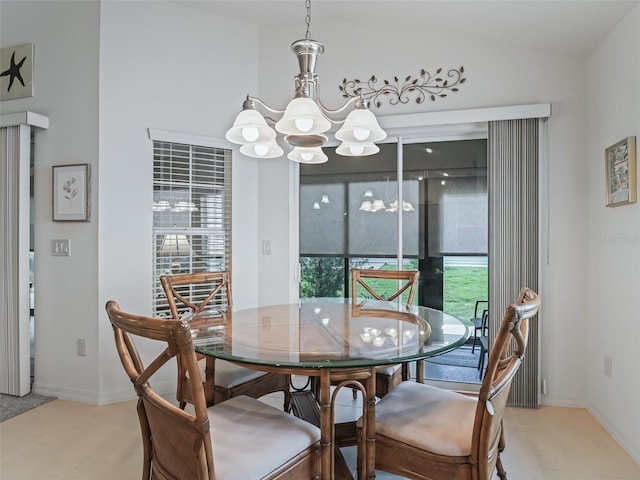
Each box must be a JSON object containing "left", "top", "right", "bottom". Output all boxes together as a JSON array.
[
  {"left": 588, "top": 403, "right": 640, "bottom": 466},
  {"left": 32, "top": 380, "right": 175, "bottom": 406}
]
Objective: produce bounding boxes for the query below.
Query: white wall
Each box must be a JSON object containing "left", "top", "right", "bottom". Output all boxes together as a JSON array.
[
  {"left": 97, "top": 0, "right": 261, "bottom": 402},
  {"left": 255, "top": 15, "right": 591, "bottom": 407},
  {"left": 0, "top": 0, "right": 261, "bottom": 403},
  {"left": 586, "top": 3, "right": 640, "bottom": 462},
  {"left": 1, "top": 0, "right": 101, "bottom": 402}
]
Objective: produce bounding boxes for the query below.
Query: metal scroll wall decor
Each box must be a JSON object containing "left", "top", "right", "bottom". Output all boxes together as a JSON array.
[{"left": 339, "top": 66, "right": 466, "bottom": 108}]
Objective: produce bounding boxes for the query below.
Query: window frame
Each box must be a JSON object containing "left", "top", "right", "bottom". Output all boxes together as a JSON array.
[{"left": 149, "top": 129, "right": 232, "bottom": 317}]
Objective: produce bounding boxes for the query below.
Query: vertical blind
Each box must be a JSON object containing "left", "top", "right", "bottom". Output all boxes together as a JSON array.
[
  {"left": 488, "top": 118, "right": 540, "bottom": 408},
  {"left": 152, "top": 140, "right": 232, "bottom": 316},
  {"left": 0, "top": 125, "right": 31, "bottom": 396}
]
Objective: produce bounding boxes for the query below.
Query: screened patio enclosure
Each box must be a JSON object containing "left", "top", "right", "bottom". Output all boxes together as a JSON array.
[{"left": 299, "top": 139, "right": 488, "bottom": 318}]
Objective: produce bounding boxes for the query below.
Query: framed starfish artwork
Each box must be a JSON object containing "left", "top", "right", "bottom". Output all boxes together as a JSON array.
[{"left": 1, "top": 43, "right": 34, "bottom": 101}]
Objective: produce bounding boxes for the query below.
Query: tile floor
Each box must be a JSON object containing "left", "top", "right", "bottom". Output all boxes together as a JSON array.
[{"left": 1, "top": 387, "right": 639, "bottom": 480}]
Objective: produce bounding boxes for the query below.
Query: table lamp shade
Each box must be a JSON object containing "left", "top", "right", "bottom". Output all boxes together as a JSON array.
[{"left": 158, "top": 234, "right": 191, "bottom": 257}]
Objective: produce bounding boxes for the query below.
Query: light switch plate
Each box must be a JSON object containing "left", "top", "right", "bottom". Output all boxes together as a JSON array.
[
  {"left": 52, "top": 239, "right": 70, "bottom": 256},
  {"left": 262, "top": 240, "right": 272, "bottom": 255}
]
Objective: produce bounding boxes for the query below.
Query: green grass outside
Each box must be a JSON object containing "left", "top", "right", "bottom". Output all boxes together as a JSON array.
[
  {"left": 443, "top": 266, "right": 488, "bottom": 324},
  {"left": 356, "top": 263, "right": 487, "bottom": 326},
  {"left": 302, "top": 258, "right": 487, "bottom": 326},
  {"left": 352, "top": 262, "right": 416, "bottom": 304}
]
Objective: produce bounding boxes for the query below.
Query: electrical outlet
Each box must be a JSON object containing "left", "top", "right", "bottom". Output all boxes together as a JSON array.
[
  {"left": 541, "top": 378, "right": 548, "bottom": 395},
  {"left": 77, "top": 338, "right": 86, "bottom": 357},
  {"left": 604, "top": 354, "right": 612, "bottom": 378}
]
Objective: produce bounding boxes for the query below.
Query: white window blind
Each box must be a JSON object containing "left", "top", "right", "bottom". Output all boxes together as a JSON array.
[{"left": 152, "top": 139, "right": 232, "bottom": 316}]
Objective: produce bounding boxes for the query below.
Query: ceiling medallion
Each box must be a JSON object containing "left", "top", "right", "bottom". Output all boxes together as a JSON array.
[{"left": 340, "top": 67, "right": 466, "bottom": 108}]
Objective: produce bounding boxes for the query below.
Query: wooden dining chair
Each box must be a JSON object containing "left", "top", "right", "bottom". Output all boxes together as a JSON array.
[
  {"left": 477, "top": 307, "right": 490, "bottom": 377},
  {"left": 160, "top": 271, "right": 291, "bottom": 411},
  {"left": 105, "top": 300, "right": 320, "bottom": 480},
  {"left": 351, "top": 268, "right": 420, "bottom": 398},
  {"left": 471, "top": 299, "right": 489, "bottom": 353},
  {"left": 360, "top": 287, "right": 540, "bottom": 480},
  {"left": 351, "top": 268, "right": 419, "bottom": 306}
]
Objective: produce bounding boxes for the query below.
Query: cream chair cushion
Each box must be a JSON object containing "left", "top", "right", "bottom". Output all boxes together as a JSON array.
[
  {"left": 208, "top": 395, "right": 320, "bottom": 479},
  {"left": 193, "top": 358, "right": 267, "bottom": 388},
  {"left": 375, "top": 364, "right": 401, "bottom": 377},
  {"left": 375, "top": 381, "right": 477, "bottom": 457}
]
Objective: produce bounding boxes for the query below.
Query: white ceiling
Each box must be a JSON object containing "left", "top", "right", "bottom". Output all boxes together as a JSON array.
[{"left": 179, "top": 0, "right": 638, "bottom": 58}]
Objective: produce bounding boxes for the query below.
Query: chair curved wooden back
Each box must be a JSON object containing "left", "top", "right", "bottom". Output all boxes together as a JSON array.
[
  {"left": 473, "top": 287, "right": 539, "bottom": 479},
  {"left": 350, "top": 268, "right": 420, "bottom": 397},
  {"left": 161, "top": 271, "right": 290, "bottom": 410},
  {"left": 471, "top": 299, "right": 489, "bottom": 353},
  {"left": 106, "top": 300, "right": 321, "bottom": 480},
  {"left": 106, "top": 300, "right": 214, "bottom": 479},
  {"left": 368, "top": 287, "right": 540, "bottom": 480},
  {"left": 351, "top": 268, "right": 419, "bottom": 306},
  {"left": 161, "top": 271, "right": 232, "bottom": 318},
  {"left": 477, "top": 308, "right": 490, "bottom": 375}
]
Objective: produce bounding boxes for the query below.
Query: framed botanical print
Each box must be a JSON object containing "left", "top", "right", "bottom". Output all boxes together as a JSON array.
[
  {"left": 52, "top": 164, "right": 90, "bottom": 221},
  {"left": 605, "top": 136, "right": 636, "bottom": 207}
]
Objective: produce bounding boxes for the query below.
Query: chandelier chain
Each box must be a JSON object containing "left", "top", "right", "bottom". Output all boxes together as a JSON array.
[{"left": 305, "top": 0, "right": 311, "bottom": 39}]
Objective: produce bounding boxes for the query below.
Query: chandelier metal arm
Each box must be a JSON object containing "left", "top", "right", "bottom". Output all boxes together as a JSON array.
[
  {"left": 245, "top": 93, "right": 364, "bottom": 127},
  {"left": 245, "top": 95, "right": 286, "bottom": 119},
  {"left": 315, "top": 95, "right": 360, "bottom": 125}
]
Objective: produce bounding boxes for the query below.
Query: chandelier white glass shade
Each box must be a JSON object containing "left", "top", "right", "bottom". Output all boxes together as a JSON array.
[
  {"left": 385, "top": 199, "right": 416, "bottom": 212},
  {"left": 275, "top": 96, "right": 331, "bottom": 137},
  {"left": 359, "top": 197, "right": 415, "bottom": 213},
  {"left": 336, "top": 142, "right": 380, "bottom": 156},
  {"left": 225, "top": 2, "right": 386, "bottom": 163},
  {"left": 288, "top": 146, "right": 328, "bottom": 164},
  {"left": 240, "top": 139, "right": 283, "bottom": 159},
  {"left": 334, "top": 109, "right": 386, "bottom": 143},
  {"left": 359, "top": 198, "right": 386, "bottom": 213},
  {"left": 358, "top": 184, "right": 415, "bottom": 213},
  {"left": 225, "top": 109, "right": 276, "bottom": 144}
]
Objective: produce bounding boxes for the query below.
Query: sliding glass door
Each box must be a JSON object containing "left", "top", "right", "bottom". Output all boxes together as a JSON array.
[
  {"left": 402, "top": 140, "right": 488, "bottom": 317},
  {"left": 299, "top": 137, "right": 488, "bottom": 384}
]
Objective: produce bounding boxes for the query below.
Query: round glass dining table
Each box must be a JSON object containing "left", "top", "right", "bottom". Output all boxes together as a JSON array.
[{"left": 190, "top": 298, "right": 469, "bottom": 480}]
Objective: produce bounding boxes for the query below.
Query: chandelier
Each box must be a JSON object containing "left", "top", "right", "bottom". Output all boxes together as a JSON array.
[
  {"left": 225, "top": 0, "right": 386, "bottom": 164},
  {"left": 358, "top": 178, "right": 415, "bottom": 213}
]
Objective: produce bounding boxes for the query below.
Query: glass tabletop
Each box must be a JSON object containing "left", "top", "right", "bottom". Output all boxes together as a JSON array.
[{"left": 191, "top": 298, "right": 469, "bottom": 370}]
